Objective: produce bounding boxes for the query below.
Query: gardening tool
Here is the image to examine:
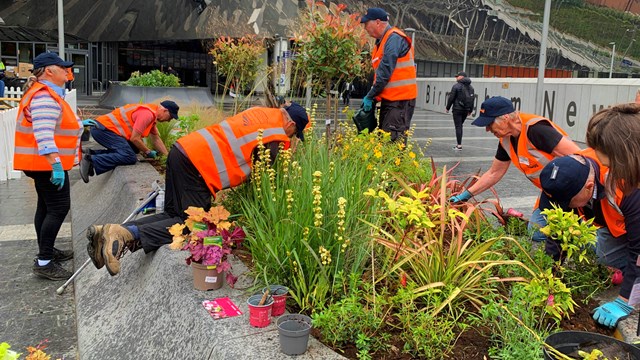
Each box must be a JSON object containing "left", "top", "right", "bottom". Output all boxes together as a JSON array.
[{"left": 56, "top": 184, "right": 162, "bottom": 295}]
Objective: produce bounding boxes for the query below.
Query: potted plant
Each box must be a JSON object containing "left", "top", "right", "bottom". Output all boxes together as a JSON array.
[{"left": 169, "top": 205, "right": 245, "bottom": 290}]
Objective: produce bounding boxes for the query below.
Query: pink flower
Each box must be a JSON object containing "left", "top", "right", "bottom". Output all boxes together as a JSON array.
[{"left": 547, "top": 294, "right": 555, "bottom": 307}]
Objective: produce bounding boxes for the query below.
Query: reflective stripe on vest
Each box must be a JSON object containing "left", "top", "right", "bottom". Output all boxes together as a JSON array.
[
  {"left": 500, "top": 115, "right": 569, "bottom": 188},
  {"left": 371, "top": 27, "right": 418, "bottom": 101},
  {"left": 97, "top": 104, "right": 157, "bottom": 139},
  {"left": 104, "top": 107, "right": 130, "bottom": 137}
]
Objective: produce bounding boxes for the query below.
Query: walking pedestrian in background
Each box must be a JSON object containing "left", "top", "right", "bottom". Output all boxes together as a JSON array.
[{"left": 446, "top": 71, "right": 475, "bottom": 151}]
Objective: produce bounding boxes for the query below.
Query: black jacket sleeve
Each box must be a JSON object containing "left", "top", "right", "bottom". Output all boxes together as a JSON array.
[{"left": 618, "top": 189, "right": 640, "bottom": 299}]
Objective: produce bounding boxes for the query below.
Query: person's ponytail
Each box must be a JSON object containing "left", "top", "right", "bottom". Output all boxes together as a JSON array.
[{"left": 23, "top": 68, "right": 45, "bottom": 92}]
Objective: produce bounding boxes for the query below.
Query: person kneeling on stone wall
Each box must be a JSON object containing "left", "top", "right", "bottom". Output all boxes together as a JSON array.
[{"left": 85, "top": 105, "right": 309, "bottom": 276}]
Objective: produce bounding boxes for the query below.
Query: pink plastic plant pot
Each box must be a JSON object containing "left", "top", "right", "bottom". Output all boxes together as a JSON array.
[
  {"left": 247, "top": 294, "right": 274, "bottom": 328},
  {"left": 262, "top": 285, "right": 289, "bottom": 317}
]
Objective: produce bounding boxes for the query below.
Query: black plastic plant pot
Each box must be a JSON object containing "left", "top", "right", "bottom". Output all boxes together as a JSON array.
[{"left": 544, "top": 331, "right": 640, "bottom": 360}]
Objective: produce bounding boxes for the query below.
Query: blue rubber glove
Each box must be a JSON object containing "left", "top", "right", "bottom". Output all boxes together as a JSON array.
[
  {"left": 449, "top": 190, "right": 473, "bottom": 204},
  {"left": 362, "top": 96, "right": 373, "bottom": 112},
  {"left": 50, "top": 162, "right": 65, "bottom": 190},
  {"left": 82, "top": 119, "right": 97, "bottom": 127},
  {"left": 592, "top": 298, "right": 633, "bottom": 328},
  {"left": 145, "top": 150, "right": 158, "bottom": 159}
]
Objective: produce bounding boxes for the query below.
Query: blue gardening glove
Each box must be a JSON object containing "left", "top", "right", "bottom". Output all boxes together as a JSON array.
[
  {"left": 82, "top": 119, "right": 97, "bottom": 126},
  {"left": 145, "top": 150, "right": 158, "bottom": 159},
  {"left": 592, "top": 298, "right": 633, "bottom": 328},
  {"left": 449, "top": 189, "right": 473, "bottom": 204},
  {"left": 50, "top": 162, "right": 65, "bottom": 190},
  {"left": 362, "top": 96, "right": 373, "bottom": 112}
]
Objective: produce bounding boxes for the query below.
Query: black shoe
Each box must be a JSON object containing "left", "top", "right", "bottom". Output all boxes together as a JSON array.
[
  {"left": 32, "top": 260, "right": 73, "bottom": 281},
  {"left": 52, "top": 247, "right": 74, "bottom": 262},
  {"left": 79, "top": 153, "right": 94, "bottom": 183}
]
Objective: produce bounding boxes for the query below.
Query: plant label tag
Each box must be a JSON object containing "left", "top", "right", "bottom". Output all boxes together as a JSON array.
[
  {"left": 629, "top": 278, "right": 640, "bottom": 307},
  {"left": 325, "top": 119, "right": 331, "bottom": 126},
  {"left": 203, "top": 236, "right": 223, "bottom": 247},
  {"left": 193, "top": 222, "right": 207, "bottom": 232},
  {"left": 205, "top": 276, "right": 218, "bottom": 283}
]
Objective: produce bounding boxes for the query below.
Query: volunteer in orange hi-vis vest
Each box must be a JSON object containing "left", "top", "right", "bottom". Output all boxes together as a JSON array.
[
  {"left": 538, "top": 150, "right": 640, "bottom": 329},
  {"left": 85, "top": 105, "right": 309, "bottom": 276},
  {"left": 14, "top": 52, "right": 84, "bottom": 281},
  {"left": 448, "top": 96, "right": 580, "bottom": 242},
  {"left": 361, "top": 7, "right": 417, "bottom": 144},
  {"left": 78, "top": 101, "right": 179, "bottom": 183},
  {"left": 65, "top": 67, "right": 74, "bottom": 91}
]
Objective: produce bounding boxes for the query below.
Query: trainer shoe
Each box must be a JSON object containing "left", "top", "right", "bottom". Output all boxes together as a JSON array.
[
  {"left": 86, "top": 225, "right": 104, "bottom": 269},
  {"left": 32, "top": 260, "right": 73, "bottom": 281},
  {"left": 101, "top": 224, "right": 136, "bottom": 276},
  {"left": 452, "top": 145, "right": 462, "bottom": 151},
  {"left": 79, "top": 154, "right": 93, "bottom": 183},
  {"left": 52, "top": 247, "right": 74, "bottom": 262}
]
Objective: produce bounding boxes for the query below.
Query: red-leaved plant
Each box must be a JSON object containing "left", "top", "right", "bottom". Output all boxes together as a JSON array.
[{"left": 169, "top": 206, "right": 245, "bottom": 286}]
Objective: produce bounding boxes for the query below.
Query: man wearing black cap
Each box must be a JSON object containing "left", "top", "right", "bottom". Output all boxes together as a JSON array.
[
  {"left": 446, "top": 71, "right": 475, "bottom": 150},
  {"left": 539, "top": 152, "right": 640, "bottom": 328},
  {"left": 449, "top": 96, "right": 580, "bottom": 241},
  {"left": 79, "top": 100, "right": 179, "bottom": 183},
  {"left": 360, "top": 7, "right": 417, "bottom": 143},
  {"left": 85, "top": 106, "right": 309, "bottom": 276}
]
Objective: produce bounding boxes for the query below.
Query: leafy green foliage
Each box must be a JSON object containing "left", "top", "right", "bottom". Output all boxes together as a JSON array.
[
  {"left": 124, "top": 70, "right": 180, "bottom": 87},
  {"left": 521, "top": 269, "right": 576, "bottom": 323},
  {"left": 540, "top": 204, "right": 598, "bottom": 263}
]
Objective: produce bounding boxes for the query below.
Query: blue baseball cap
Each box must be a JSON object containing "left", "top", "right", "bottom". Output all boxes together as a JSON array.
[
  {"left": 160, "top": 100, "right": 179, "bottom": 119},
  {"left": 539, "top": 156, "right": 591, "bottom": 210},
  {"left": 284, "top": 102, "right": 309, "bottom": 141},
  {"left": 33, "top": 52, "right": 74, "bottom": 70},
  {"left": 471, "top": 96, "right": 515, "bottom": 127},
  {"left": 360, "top": 8, "right": 389, "bottom": 23}
]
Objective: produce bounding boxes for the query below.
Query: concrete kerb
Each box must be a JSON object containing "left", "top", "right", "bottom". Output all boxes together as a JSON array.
[{"left": 70, "top": 162, "right": 345, "bottom": 360}]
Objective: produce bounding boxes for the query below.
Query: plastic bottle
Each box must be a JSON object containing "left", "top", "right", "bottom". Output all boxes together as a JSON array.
[{"left": 156, "top": 189, "right": 165, "bottom": 214}]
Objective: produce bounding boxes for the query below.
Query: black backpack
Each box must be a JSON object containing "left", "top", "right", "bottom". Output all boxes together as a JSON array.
[{"left": 458, "top": 84, "right": 475, "bottom": 112}]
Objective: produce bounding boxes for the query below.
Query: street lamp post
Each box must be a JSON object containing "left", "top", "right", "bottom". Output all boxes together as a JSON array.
[
  {"left": 535, "top": 0, "right": 551, "bottom": 115},
  {"left": 463, "top": 25, "right": 470, "bottom": 72},
  {"left": 57, "top": 0, "right": 65, "bottom": 58},
  {"left": 404, "top": 28, "right": 416, "bottom": 45},
  {"left": 609, "top": 42, "right": 616, "bottom": 78}
]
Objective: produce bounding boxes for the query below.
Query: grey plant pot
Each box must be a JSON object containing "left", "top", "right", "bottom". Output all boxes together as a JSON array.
[{"left": 277, "top": 314, "right": 312, "bottom": 356}]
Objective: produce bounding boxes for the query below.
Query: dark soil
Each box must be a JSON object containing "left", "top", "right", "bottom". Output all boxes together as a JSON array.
[{"left": 559, "top": 298, "right": 615, "bottom": 336}]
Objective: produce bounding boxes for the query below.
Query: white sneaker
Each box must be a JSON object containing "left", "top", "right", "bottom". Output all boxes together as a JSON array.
[{"left": 453, "top": 145, "right": 462, "bottom": 151}]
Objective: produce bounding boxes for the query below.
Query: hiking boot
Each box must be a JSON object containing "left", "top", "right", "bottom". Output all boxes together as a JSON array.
[
  {"left": 79, "top": 153, "right": 94, "bottom": 183},
  {"left": 101, "top": 224, "right": 138, "bottom": 276},
  {"left": 86, "top": 225, "right": 104, "bottom": 269},
  {"left": 32, "top": 260, "right": 73, "bottom": 281},
  {"left": 52, "top": 247, "right": 73, "bottom": 262}
]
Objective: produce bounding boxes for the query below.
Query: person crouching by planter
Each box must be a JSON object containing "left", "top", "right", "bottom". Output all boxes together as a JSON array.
[
  {"left": 538, "top": 151, "right": 640, "bottom": 328},
  {"left": 14, "top": 52, "right": 85, "bottom": 280},
  {"left": 78, "top": 100, "right": 179, "bottom": 183},
  {"left": 85, "top": 106, "right": 309, "bottom": 276}
]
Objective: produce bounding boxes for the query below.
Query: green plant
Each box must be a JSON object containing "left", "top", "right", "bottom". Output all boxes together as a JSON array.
[
  {"left": 540, "top": 204, "right": 598, "bottom": 263},
  {"left": 520, "top": 268, "right": 576, "bottom": 323},
  {"left": 579, "top": 349, "right": 608, "bottom": 360},
  {"left": 124, "top": 70, "right": 180, "bottom": 87}
]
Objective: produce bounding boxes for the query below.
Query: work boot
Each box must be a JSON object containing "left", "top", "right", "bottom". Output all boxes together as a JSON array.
[
  {"left": 86, "top": 225, "right": 104, "bottom": 269},
  {"left": 52, "top": 247, "right": 74, "bottom": 262},
  {"left": 101, "top": 224, "right": 139, "bottom": 276},
  {"left": 79, "top": 153, "right": 94, "bottom": 183},
  {"left": 32, "top": 259, "right": 73, "bottom": 281}
]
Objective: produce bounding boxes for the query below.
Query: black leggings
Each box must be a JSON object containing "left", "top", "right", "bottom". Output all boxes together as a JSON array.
[
  {"left": 24, "top": 170, "right": 71, "bottom": 260},
  {"left": 452, "top": 111, "right": 468, "bottom": 146}
]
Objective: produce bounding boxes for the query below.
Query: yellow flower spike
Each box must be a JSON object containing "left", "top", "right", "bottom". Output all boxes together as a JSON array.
[
  {"left": 394, "top": 157, "right": 401, "bottom": 166},
  {"left": 409, "top": 151, "right": 416, "bottom": 159}
]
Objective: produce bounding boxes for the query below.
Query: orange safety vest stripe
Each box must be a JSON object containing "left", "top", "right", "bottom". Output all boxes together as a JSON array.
[
  {"left": 579, "top": 148, "right": 626, "bottom": 237},
  {"left": 500, "top": 114, "right": 569, "bottom": 189},
  {"left": 371, "top": 27, "right": 417, "bottom": 102},
  {"left": 96, "top": 104, "right": 158, "bottom": 139},
  {"left": 14, "top": 82, "right": 81, "bottom": 171},
  {"left": 177, "top": 107, "right": 291, "bottom": 194}
]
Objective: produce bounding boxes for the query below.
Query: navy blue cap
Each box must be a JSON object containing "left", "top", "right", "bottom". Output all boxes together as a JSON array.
[
  {"left": 284, "top": 102, "right": 309, "bottom": 141},
  {"left": 539, "top": 156, "right": 591, "bottom": 210},
  {"left": 455, "top": 71, "right": 468, "bottom": 77},
  {"left": 33, "top": 52, "right": 74, "bottom": 70},
  {"left": 471, "top": 96, "right": 515, "bottom": 127},
  {"left": 360, "top": 8, "right": 389, "bottom": 23},
  {"left": 160, "top": 100, "right": 179, "bottom": 119}
]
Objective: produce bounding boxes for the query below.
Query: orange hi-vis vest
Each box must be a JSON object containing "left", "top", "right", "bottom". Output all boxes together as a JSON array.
[
  {"left": 14, "top": 82, "right": 81, "bottom": 171},
  {"left": 579, "top": 148, "right": 626, "bottom": 237},
  {"left": 66, "top": 68, "right": 74, "bottom": 81},
  {"left": 177, "top": 107, "right": 291, "bottom": 194},
  {"left": 500, "top": 114, "right": 569, "bottom": 189},
  {"left": 371, "top": 27, "right": 417, "bottom": 102},
  {"left": 96, "top": 104, "right": 158, "bottom": 140}
]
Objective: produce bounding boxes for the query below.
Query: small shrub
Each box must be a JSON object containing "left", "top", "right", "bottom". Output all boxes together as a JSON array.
[{"left": 124, "top": 70, "right": 180, "bottom": 87}]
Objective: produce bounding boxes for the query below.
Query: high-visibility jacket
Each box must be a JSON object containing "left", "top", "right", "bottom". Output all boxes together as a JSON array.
[
  {"left": 96, "top": 104, "right": 158, "bottom": 139},
  {"left": 66, "top": 68, "right": 74, "bottom": 82},
  {"left": 177, "top": 107, "right": 290, "bottom": 194},
  {"left": 14, "top": 82, "right": 81, "bottom": 171},
  {"left": 371, "top": 27, "right": 417, "bottom": 102},
  {"left": 579, "top": 148, "right": 626, "bottom": 237},
  {"left": 500, "top": 114, "right": 569, "bottom": 189}
]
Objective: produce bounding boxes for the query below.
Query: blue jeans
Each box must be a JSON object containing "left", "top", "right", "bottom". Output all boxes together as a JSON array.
[
  {"left": 89, "top": 122, "right": 138, "bottom": 175},
  {"left": 0, "top": 79, "right": 5, "bottom": 97},
  {"left": 529, "top": 206, "right": 548, "bottom": 242},
  {"left": 595, "top": 227, "right": 628, "bottom": 271}
]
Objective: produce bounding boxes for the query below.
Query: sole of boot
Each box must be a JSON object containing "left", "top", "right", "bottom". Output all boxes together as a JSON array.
[
  {"left": 79, "top": 157, "right": 90, "bottom": 183},
  {"left": 86, "top": 226, "right": 104, "bottom": 269}
]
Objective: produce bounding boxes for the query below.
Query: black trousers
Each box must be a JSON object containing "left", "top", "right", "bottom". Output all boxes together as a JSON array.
[
  {"left": 379, "top": 98, "right": 416, "bottom": 143},
  {"left": 123, "top": 146, "right": 212, "bottom": 253},
  {"left": 24, "top": 170, "right": 71, "bottom": 260},
  {"left": 452, "top": 111, "right": 468, "bottom": 146}
]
